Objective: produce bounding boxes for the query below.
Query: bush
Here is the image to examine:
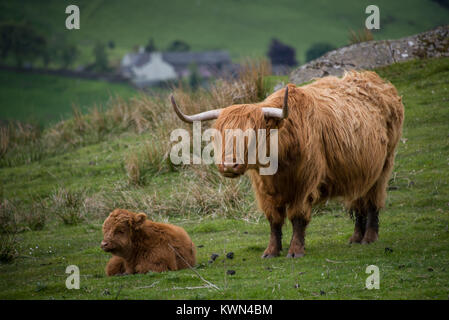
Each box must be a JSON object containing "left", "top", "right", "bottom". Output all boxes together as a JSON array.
[
  {"left": 43, "top": 34, "right": 79, "bottom": 68},
  {"left": 0, "top": 22, "right": 47, "bottom": 67},
  {"left": 145, "top": 38, "right": 157, "bottom": 53},
  {"left": 306, "top": 42, "right": 336, "bottom": 62},
  {"left": 189, "top": 63, "right": 201, "bottom": 90},
  {"left": 92, "top": 42, "right": 109, "bottom": 72},
  {"left": 267, "top": 38, "right": 297, "bottom": 66},
  {"left": 167, "top": 40, "right": 190, "bottom": 52}
]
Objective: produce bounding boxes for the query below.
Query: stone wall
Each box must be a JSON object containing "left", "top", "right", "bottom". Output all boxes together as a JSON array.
[{"left": 289, "top": 25, "right": 449, "bottom": 85}]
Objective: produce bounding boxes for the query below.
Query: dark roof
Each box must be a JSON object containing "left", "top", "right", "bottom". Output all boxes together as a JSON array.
[{"left": 162, "top": 50, "right": 231, "bottom": 66}]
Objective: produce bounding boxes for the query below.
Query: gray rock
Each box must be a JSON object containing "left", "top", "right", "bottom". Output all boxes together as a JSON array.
[{"left": 289, "top": 25, "right": 449, "bottom": 85}]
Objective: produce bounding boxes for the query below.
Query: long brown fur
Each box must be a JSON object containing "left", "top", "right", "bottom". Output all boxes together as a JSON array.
[
  {"left": 101, "top": 209, "right": 196, "bottom": 275},
  {"left": 213, "top": 71, "right": 404, "bottom": 257}
]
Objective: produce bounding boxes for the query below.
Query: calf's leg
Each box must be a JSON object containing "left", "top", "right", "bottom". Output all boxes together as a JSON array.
[{"left": 106, "top": 256, "right": 126, "bottom": 276}]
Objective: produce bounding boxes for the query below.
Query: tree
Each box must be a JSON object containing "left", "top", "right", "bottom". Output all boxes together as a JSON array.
[
  {"left": 0, "top": 23, "right": 47, "bottom": 67},
  {"left": 93, "top": 42, "right": 109, "bottom": 72},
  {"left": 188, "top": 63, "right": 201, "bottom": 90},
  {"left": 145, "top": 38, "right": 157, "bottom": 53},
  {"left": 267, "top": 38, "right": 297, "bottom": 66},
  {"left": 305, "top": 42, "right": 336, "bottom": 62},
  {"left": 60, "top": 44, "right": 79, "bottom": 68},
  {"left": 42, "top": 33, "right": 79, "bottom": 69},
  {"left": 167, "top": 40, "right": 190, "bottom": 52}
]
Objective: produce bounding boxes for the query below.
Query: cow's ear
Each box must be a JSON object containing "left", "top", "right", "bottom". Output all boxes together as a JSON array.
[
  {"left": 134, "top": 213, "right": 147, "bottom": 228},
  {"left": 265, "top": 117, "right": 285, "bottom": 130}
]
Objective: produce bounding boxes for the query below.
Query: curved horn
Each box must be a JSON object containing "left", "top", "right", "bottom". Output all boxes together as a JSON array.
[
  {"left": 170, "top": 95, "right": 222, "bottom": 123},
  {"left": 261, "top": 85, "right": 289, "bottom": 119}
]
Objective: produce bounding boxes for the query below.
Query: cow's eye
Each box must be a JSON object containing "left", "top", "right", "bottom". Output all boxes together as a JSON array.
[{"left": 116, "top": 230, "right": 124, "bottom": 234}]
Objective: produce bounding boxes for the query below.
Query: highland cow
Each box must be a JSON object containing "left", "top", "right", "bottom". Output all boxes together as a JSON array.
[
  {"left": 101, "top": 209, "right": 196, "bottom": 275},
  {"left": 171, "top": 70, "right": 404, "bottom": 258}
]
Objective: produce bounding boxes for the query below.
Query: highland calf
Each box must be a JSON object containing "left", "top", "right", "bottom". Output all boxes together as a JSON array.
[
  {"left": 171, "top": 70, "right": 404, "bottom": 258},
  {"left": 101, "top": 209, "right": 196, "bottom": 275}
]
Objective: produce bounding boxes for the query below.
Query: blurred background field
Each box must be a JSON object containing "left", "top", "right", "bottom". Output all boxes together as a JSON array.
[
  {"left": 2, "top": 0, "right": 448, "bottom": 63},
  {"left": 0, "top": 70, "right": 136, "bottom": 126},
  {"left": 0, "top": 0, "right": 448, "bottom": 125}
]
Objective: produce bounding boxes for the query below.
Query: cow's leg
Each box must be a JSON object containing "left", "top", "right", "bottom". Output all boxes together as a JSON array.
[
  {"left": 349, "top": 208, "right": 366, "bottom": 244},
  {"left": 262, "top": 206, "right": 286, "bottom": 258},
  {"left": 362, "top": 204, "right": 379, "bottom": 244},
  {"left": 286, "top": 204, "right": 310, "bottom": 258},
  {"left": 360, "top": 153, "right": 395, "bottom": 244}
]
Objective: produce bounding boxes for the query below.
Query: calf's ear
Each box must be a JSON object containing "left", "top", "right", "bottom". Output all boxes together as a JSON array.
[{"left": 133, "top": 213, "right": 147, "bottom": 228}]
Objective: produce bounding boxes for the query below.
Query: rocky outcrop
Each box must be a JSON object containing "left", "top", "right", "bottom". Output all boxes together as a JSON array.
[{"left": 289, "top": 25, "right": 449, "bottom": 85}]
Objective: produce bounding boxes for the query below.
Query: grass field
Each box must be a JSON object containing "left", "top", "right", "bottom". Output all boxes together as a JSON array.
[
  {"left": 1, "top": 0, "right": 448, "bottom": 64},
  {"left": 0, "top": 70, "right": 137, "bottom": 126},
  {"left": 0, "top": 57, "right": 448, "bottom": 299}
]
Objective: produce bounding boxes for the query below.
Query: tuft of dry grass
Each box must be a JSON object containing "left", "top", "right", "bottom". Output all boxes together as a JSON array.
[
  {"left": 22, "top": 203, "right": 47, "bottom": 231},
  {"left": 0, "top": 199, "right": 20, "bottom": 234},
  {"left": 50, "top": 188, "right": 86, "bottom": 225},
  {"left": 180, "top": 165, "right": 258, "bottom": 220},
  {"left": 0, "top": 234, "right": 19, "bottom": 263},
  {"left": 348, "top": 28, "right": 374, "bottom": 45},
  {"left": 211, "top": 58, "right": 271, "bottom": 105},
  {"left": 124, "top": 140, "right": 171, "bottom": 186},
  {"left": 125, "top": 153, "right": 142, "bottom": 186},
  {"left": 0, "top": 126, "right": 9, "bottom": 158}
]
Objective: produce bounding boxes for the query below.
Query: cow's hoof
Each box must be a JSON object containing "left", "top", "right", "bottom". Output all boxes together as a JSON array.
[
  {"left": 349, "top": 231, "right": 364, "bottom": 244},
  {"left": 349, "top": 237, "right": 363, "bottom": 244},
  {"left": 286, "top": 252, "right": 305, "bottom": 258},
  {"left": 261, "top": 253, "right": 278, "bottom": 259},
  {"left": 361, "top": 238, "right": 377, "bottom": 244},
  {"left": 361, "top": 229, "right": 378, "bottom": 244}
]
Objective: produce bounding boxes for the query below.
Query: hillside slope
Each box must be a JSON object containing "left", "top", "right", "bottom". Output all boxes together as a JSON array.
[{"left": 1, "top": 0, "right": 448, "bottom": 63}]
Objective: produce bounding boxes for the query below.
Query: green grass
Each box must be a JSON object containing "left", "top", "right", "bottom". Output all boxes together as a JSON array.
[
  {"left": 1, "top": 0, "right": 448, "bottom": 64},
  {"left": 0, "top": 57, "right": 448, "bottom": 299},
  {"left": 0, "top": 70, "right": 137, "bottom": 126}
]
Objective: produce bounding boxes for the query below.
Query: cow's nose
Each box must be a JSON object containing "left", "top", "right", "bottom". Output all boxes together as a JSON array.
[
  {"left": 224, "top": 163, "right": 244, "bottom": 173},
  {"left": 100, "top": 241, "right": 108, "bottom": 249}
]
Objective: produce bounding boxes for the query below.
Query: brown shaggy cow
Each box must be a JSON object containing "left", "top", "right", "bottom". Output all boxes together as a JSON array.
[
  {"left": 101, "top": 209, "right": 196, "bottom": 275},
  {"left": 171, "top": 71, "right": 404, "bottom": 258}
]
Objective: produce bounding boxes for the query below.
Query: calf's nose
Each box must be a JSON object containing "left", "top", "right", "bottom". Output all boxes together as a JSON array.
[{"left": 100, "top": 240, "right": 108, "bottom": 249}]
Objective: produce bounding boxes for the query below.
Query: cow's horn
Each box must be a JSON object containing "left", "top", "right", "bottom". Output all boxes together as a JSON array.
[
  {"left": 170, "top": 95, "right": 222, "bottom": 123},
  {"left": 261, "top": 86, "right": 289, "bottom": 119}
]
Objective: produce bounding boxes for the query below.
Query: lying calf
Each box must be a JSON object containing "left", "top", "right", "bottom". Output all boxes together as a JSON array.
[{"left": 101, "top": 208, "right": 196, "bottom": 275}]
